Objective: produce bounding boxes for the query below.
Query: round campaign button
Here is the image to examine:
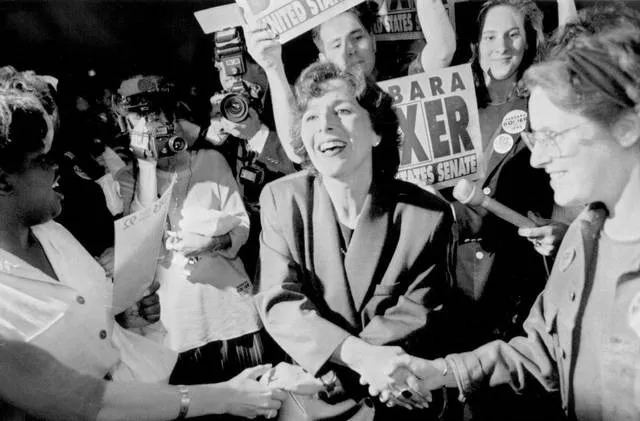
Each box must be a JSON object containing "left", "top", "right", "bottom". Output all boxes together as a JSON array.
[
  {"left": 501, "top": 110, "right": 528, "bottom": 134},
  {"left": 493, "top": 133, "right": 514, "bottom": 154}
]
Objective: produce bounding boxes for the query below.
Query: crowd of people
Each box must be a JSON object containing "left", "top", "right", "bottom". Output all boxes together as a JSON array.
[{"left": 1, "top": 0, "right": 640, "bottom": 420}]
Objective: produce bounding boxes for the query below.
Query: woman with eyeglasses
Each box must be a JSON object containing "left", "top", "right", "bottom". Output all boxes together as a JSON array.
[
  {"left": 382, "top": 4, "right": 640, "bottom": 420},
  {"left": 446, "top": 0, "right": 576, "bottom": 418},
  {"left": 452, "top": 0, "right": 580, "bottom": 345}
]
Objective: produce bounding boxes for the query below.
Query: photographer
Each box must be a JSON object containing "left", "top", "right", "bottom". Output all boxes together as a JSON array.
[
  {"left": 114, "top": 75, "right": 273, "bottom": 394},
  {"left": 206, "top": 27, "right": 297, "bottom": 276}
]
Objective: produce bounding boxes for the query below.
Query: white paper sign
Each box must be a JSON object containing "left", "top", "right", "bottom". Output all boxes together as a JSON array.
[
  {"left": 235, "top": 0, "right": 366, "bottom": 43},
  {"left": 194, "top": 4, "right": 247, "bottom": 35},
  {"left": 112, "top": 176, "right": 176, "bottom": 313}
]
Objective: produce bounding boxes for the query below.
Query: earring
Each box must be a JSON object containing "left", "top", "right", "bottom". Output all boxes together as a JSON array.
[{"left": 373, "top": 139, "right": 381, "bottom": 147}]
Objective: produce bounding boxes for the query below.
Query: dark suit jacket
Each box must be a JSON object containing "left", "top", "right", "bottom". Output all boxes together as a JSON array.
[
  {"left": 215, "top": 129, "right": 297, "bottom": 276},
  {"left": 255, "top": 130, "right": 298, "bottom": 177},
  {"left": 255, "top": 171, "right": 455, "bottom": 420}
]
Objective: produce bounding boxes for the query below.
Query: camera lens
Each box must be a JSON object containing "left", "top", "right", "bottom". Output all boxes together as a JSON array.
[
  {"left": 167, "top": 136, "right": 187, "bottom": 153},
  {"left": 220, "top": 93, "right": 250, "bottom": 123}
]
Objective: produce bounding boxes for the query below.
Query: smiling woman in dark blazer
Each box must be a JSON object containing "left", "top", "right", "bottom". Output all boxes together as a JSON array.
[{"left": 255, "top": 62, "right": 457, "bottom": 421}]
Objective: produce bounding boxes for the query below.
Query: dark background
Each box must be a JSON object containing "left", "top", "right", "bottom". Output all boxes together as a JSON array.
[
  {"left": 0, "top": 0, "right": 318, "bottom": 96},
  {"left": 1, "top": 0, "right": 638, "bottom": 95}
]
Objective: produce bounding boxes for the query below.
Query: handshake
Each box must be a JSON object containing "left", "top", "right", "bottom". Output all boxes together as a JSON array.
[{"left": 347, "top": 342, "right": 455, "bottom": 410}]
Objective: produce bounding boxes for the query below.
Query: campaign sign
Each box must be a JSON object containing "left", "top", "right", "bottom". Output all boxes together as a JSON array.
[
  {"left": 378, "top": 64, "right": 483, "bottom": 190},
  {"left": 235, "top": 0, "right": 366, "bottom": 43},
  {"left": 373, "top": 0, "right": 451, "bottom": 41}
]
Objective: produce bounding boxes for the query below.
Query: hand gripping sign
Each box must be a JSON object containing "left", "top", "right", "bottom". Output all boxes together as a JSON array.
[
  {"left": 377, "top": 63, "right": 484, "bottom": 190},
  {"left": 235, "top": 0, "right": 366, "bottom": 43}
]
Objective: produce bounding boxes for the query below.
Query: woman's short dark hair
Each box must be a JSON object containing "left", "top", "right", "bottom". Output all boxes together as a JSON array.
[
  {"left": 524, "top": 3, "right": 640, "bottom": 127},
  {"left": 293, "top": 61, "right": 401, "bottom": 181},
  {"left": 311, "top": 1, "right": 379, "bottom": 51},
  {"left": 0, "top": 89, "right": 49, "bottom": 173},
  {"left": 471, "top": 0, "right": 544, "bottom": 107}
]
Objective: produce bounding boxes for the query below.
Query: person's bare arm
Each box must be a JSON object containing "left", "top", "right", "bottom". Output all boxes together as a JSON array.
[
  {"left": 558, "top": 0, "right": 578, "bottom": 28},
  {"left": 417, "top": 0, "right": 457, "bottom": 72},
  {"left": 98, "top": 365, "right": 285, "bottom": 421},
  {"left": 0, "top": 340, "right": 285, "bottom": 421},
  {"left": 0, "top": 339, "right": 105, "bottom": 421},
  {"left": 245, "top": 23, "right": 302, "bottom": 164}
]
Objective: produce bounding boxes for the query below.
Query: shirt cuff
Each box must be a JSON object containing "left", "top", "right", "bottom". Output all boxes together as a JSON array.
[{"left": 247, "top": 124, "right": 270, "bottom": 154}]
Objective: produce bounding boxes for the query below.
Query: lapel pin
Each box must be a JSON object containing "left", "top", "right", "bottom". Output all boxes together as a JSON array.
[{"left": 559, "top": 248, "right": 576, "bottom": 272}]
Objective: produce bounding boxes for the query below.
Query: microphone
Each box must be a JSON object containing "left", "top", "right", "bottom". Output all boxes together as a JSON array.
[{"left": 453, "top": 179, "right": 539, "bottom": 229}]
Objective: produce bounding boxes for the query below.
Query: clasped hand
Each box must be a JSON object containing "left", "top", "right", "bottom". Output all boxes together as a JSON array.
[
  {"left": 165, "top": 230, "right": 228, "bottom": 258},
  {"left": 384, "top": 355, "right": 450, "bottom": 401},
  {"left": 116, "top": 279, "right": 161, "bottom": 328},
  {"left": 223, "top": 364, "right": 287, "bottom": 419},
  {"left": 354, "top": 345, "right": 432, "bottom": 410}
]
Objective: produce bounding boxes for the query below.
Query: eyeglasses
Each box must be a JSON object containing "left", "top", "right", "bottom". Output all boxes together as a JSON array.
[{"left": 521, "top": 124, "right": 582, "bottom": 158}]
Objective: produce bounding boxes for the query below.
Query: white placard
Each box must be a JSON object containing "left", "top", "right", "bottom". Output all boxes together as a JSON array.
[
  {"left": 194, "top": 3, "right": 247, "bottom": 34},
  {"left": 112, "top": 176, "right": 176, "bottom": 313},
  {"left": 235, "top": 0, "right": 366, "bottom": 44}
]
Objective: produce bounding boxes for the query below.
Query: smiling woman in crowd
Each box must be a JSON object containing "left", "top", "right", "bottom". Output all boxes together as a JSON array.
[
  {"left": 255, "top": 61, "right": 456, "bottom": 420},
  {"left": 0, "top": 87, "right": 286, "bottom": 421},
  {"left": 446, "top": 2, "right": 575, "bottom": 419},
  {"left": 245, "top": 0, "right": 456, "bottom": 164},
  {"left": 386, "top": 4, "right": 640, "bottom": 421}
]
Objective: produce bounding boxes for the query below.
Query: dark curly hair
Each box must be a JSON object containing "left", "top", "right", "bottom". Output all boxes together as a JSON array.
[
  {"left": 292, "top": 61, "right": 401, "bottom": 182},
  {"left": 0, "top": 66, "right": 58, "bottom": 118},
  {"left": 0, "top": 89, "right": 49, "bottom": 173},
  {"left": 471, "top": 0, "right": 544, "bottom": 107},
  {"left": 311, "top": 1, "right": 379, "bottom": 52},
  {"left": 524, "top": 3, "right": 640, "bottom": 127}
]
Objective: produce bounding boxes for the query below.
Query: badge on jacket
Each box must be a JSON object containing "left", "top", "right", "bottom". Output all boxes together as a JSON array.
[
  {"left": 493, "top": 133, "right": 514, "bottom": 154},
  {"left": 628, "top": 291, "right": 640, "bottom": 338},
  {"left": 559, "top": 248, "right": 576, "bottom": 272},
  {"left": 501, "top": 110, "right": 528, "bottom": 134}
]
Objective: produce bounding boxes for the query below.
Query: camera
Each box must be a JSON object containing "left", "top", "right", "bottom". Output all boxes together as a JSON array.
[
  {"left": 129, "top": 120, "right": 187, "bottom": 160},
  {"left": 114, "top": 75, "right": 187, "bottom": 159},
  {"left": 211, "top": 80, "right": 262, "bottom": 123},
  {"left": 215, "top": 27, "right": 246, "bottom": 77},
  {"left": 114, "top": 75, "right": 175, "bottom": 116},
  {"left": 212, "top": 27, "right": 263, "bottom": 123}
]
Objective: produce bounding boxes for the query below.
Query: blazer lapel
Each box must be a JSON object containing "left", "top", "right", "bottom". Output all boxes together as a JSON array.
[
  {"left": 311, "top": 178, "right": 358, "bottom": 324},
  {"left": 578, "top": 204, "right": 608, "bottom": 283},
  {"left": 558, "top": 204, "right": 607, "bottom": 326},
  {"left": 344, "top": 180, "right": 391, "bottom": 311}
]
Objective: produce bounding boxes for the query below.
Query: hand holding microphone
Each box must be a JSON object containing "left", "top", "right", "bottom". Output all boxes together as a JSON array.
[
  {"left": 453, "top": 179, "right": 568, "bottom": 257},
  {"left": 453, "top": 179, "right": 538, "bottom": 229}
]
